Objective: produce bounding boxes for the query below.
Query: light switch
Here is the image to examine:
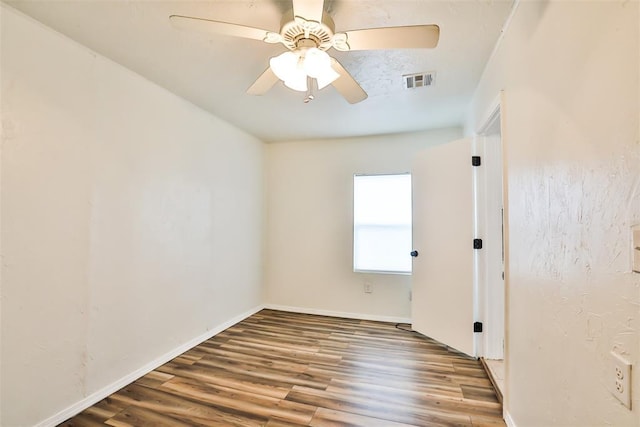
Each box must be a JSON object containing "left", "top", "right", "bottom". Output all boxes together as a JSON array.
[{"left": 633, "top": 225, "right": 640, "bottom": 274}]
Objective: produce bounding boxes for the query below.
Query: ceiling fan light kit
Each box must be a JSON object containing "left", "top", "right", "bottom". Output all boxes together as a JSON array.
[
  {"left": 170, "top": 0, "right": 440, "bottom": 104},
  {"left": 270, "top": 47, "right": 339, "bottom": 93}
]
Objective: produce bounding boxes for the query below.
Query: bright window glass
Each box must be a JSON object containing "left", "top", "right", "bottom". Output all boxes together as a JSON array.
[{"left": 353, "top": 174, "right": 412, "bottom": 274}]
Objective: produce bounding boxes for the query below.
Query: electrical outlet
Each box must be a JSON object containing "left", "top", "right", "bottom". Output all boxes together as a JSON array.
[
  {"left": 363, "top": 282, "right": 373, "bottom": 294},
  {"left": 610, "top": 351, "right": 632, "bottom": 409}
]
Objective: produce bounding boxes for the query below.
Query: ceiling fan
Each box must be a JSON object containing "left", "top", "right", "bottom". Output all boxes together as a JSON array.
[{"left": 170, "top": 0, "right": 439, "bottom": 104}]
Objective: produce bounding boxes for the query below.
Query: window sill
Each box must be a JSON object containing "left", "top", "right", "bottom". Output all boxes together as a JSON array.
[{"left": 354, "top": 269, "right": 412, "bottom": 276}]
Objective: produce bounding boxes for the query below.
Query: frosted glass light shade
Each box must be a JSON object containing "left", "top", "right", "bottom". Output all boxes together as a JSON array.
[
  {"left": 269, "top": 52, "right": 298, "bottom": 81},
  {"left": 316, "top": 67, "right": 340, "bottom": 89},
  {"left": 269, "top": 48, "right": 338, "bottom": 93},
  {"left": 303, "top": 48, "right": 329, "bottom": 78},
  {"left": 284, "top": 69, "right": 308, "bottom": 92},
  {"left": 304, "top": 48, "right": 339, "bottom": 88}
]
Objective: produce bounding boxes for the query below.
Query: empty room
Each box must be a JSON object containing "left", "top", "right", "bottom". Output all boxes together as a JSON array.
[{"left": 1, "top": 0, "right": 638, "bottom": 426}]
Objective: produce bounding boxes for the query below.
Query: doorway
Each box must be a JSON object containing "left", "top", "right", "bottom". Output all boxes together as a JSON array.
[{"left": 477, "top": 97, "right": 506, "bottom": 400}]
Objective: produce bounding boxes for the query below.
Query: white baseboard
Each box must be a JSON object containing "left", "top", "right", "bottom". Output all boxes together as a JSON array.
[
  {"left": 504, "top": 409, "right": 517, "bottom": 427},
  {"left": 264, "top": 303, "right": 411, "bottom": 324},
  {"left": 35, "top": 304, "right": 265, "bottom": 427}
]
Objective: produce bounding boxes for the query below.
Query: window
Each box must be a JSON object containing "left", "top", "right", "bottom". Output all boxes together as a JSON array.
[{"left": 353, "top": 173, "right": 412, "bottom": 274}]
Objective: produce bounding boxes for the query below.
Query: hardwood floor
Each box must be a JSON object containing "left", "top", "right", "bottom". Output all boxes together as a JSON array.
[{"left": 60, "top": 310, "right": 504, "bottom": 427}]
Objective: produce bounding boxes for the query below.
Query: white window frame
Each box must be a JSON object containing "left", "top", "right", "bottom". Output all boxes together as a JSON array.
[{"left": 353, "top": 173, "right": 412, "bottom": 275}]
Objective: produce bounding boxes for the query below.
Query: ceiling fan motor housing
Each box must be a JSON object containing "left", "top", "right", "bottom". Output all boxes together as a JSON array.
[{"left": 280, "top": 10, "right": 335, "bottom": 51}]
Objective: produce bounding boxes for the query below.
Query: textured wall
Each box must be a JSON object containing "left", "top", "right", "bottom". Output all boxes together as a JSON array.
[
  {"left": 265, "top": 128, "right": 462, "bottom": 321},
  {"left": 468, "top": 1, "right": 639, "bottom": 425},
  {"left": 1, "top": 6, "right": 264, "bottom": 426}
]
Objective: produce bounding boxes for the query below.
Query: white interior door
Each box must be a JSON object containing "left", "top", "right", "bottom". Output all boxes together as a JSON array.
[{"left": 411, "top": 138, "right": 475, "bottom": 357}]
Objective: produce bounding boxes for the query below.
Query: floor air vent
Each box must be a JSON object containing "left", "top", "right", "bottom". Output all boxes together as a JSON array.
[{"left": 403, "top": 72, "right": 435, "bottom": 89}]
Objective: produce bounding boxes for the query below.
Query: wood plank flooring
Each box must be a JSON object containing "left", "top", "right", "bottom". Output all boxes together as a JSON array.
[{"left": 60, "top": 310, "right": 504, "bottom": 427}]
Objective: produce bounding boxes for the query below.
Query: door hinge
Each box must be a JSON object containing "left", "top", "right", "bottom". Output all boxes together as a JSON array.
[
  {"left": 472, "top": 156, "right": 481, "bottom": 166},
  {"left": 474, "top": 322, "right": 483, "bottom": 333},
  {"left": 473, "top": 238, "right": 483, "bottom": 249}
]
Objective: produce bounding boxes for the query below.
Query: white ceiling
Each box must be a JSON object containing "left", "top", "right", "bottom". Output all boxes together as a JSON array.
[{"left": 6, "top": 0, "right": 513, "bottom": 142}]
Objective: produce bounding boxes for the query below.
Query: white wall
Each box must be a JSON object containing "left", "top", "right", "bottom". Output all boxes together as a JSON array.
[
  {"left": 0, "top": 6, "right": 264, "bottom": 426},
  {"left": 467, "top": 1, "right": 639, "bottom": 425},
  {"left": 265, "top": 128, "right": 462, "bottom": 321}
]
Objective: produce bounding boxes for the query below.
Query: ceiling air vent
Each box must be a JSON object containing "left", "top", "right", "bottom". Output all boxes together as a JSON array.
[{"left": 403, "top": 72, "right": 435, "bottom": 89}]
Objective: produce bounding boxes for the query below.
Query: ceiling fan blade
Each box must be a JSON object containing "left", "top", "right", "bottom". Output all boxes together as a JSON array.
[
  {"left": 170, "top": 15, "right": 272, "bottom": 41},
  {"left": 292, "top": 0, "right": 325, "bottom": 23},
  {"left": 247, "top": 67, "right": 279, "bottom": 96},
  {"left": 330, "top": 59, "right": 367, "bottom": 104},
  {"left": 340, "top": 25, "right": 440, "bottom": 51}
]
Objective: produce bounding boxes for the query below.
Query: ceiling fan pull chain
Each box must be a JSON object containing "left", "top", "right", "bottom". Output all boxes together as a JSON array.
[{"left": 304, "top": 77, "right": 315, "bottom": 103}]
